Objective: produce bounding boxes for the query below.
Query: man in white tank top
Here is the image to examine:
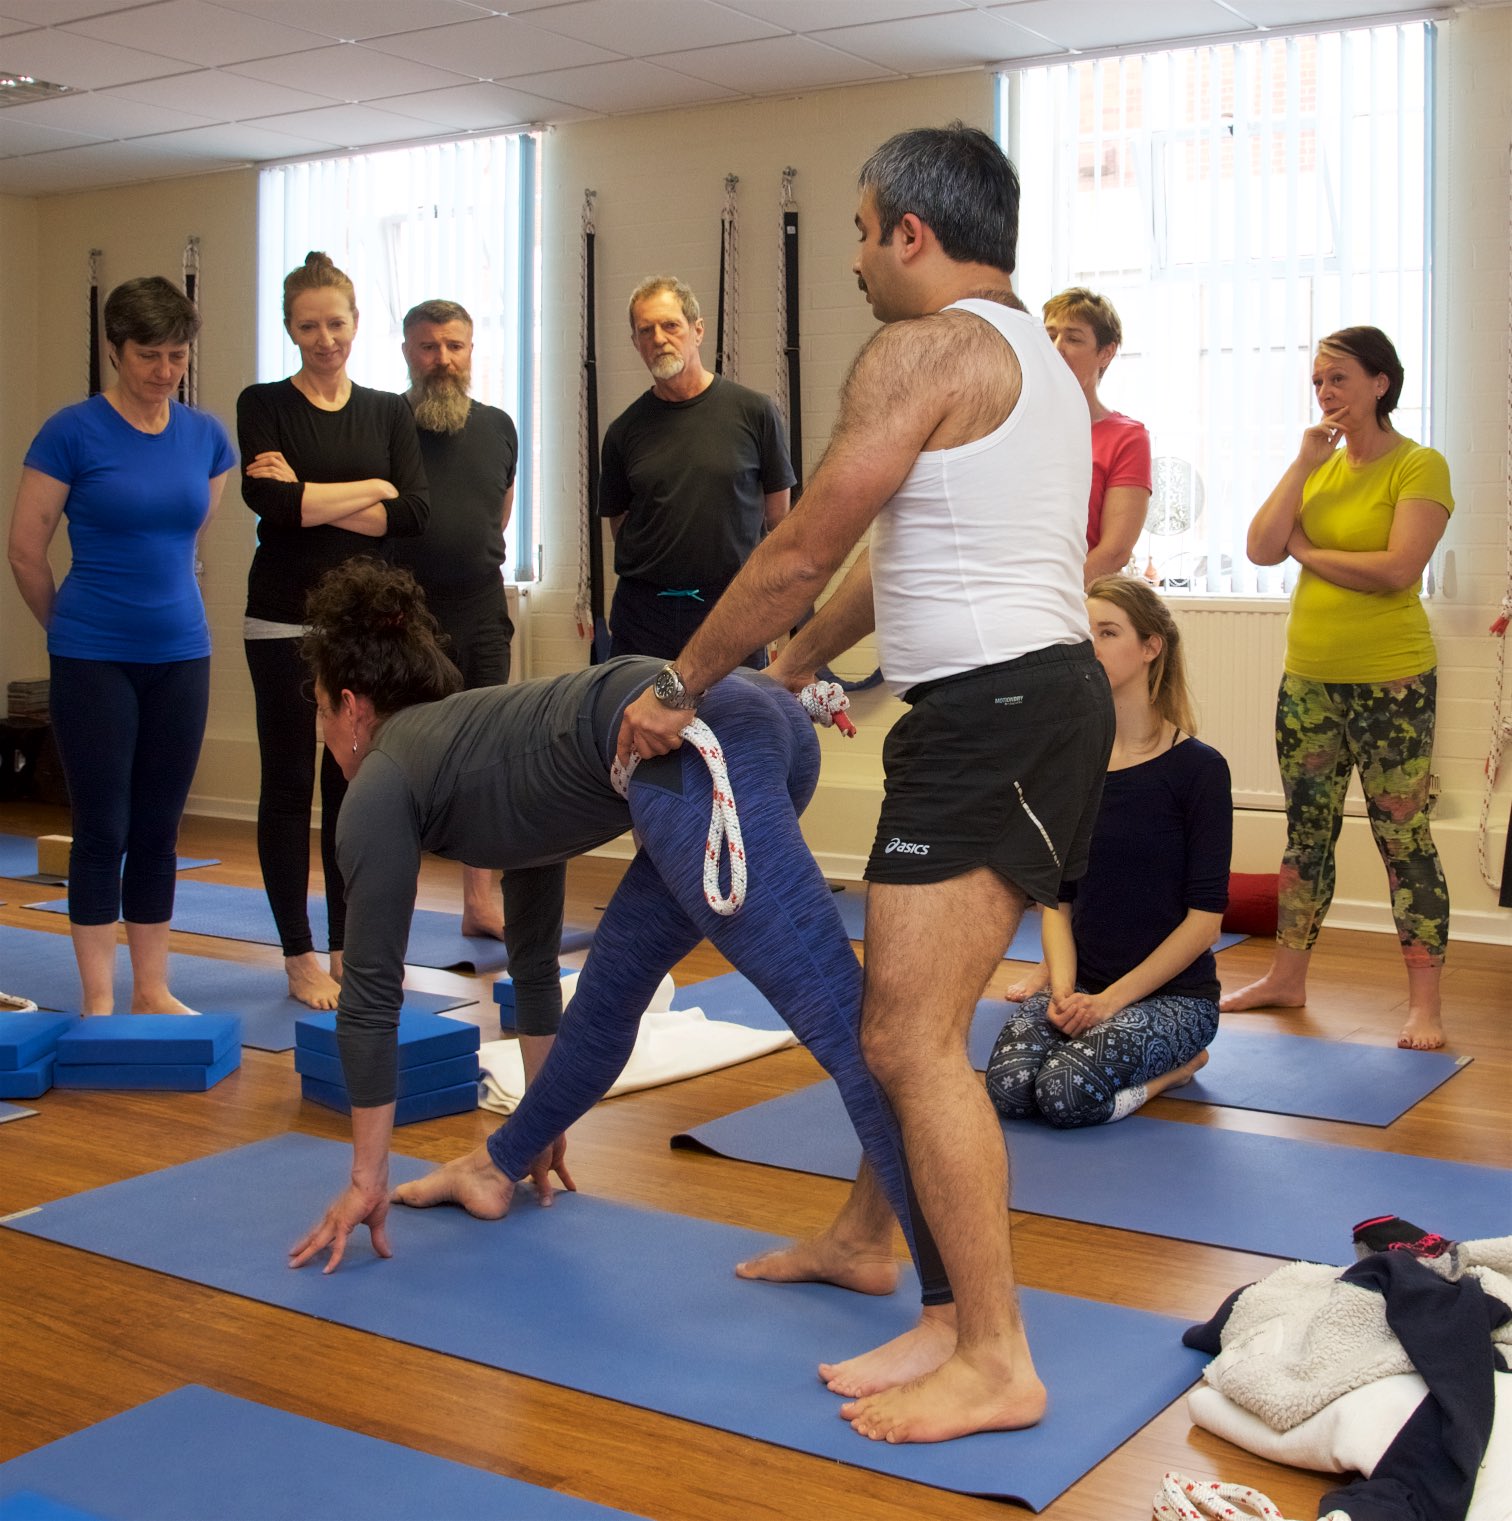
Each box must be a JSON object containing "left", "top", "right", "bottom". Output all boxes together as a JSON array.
[{"left": 618, "top": 124, "right": 1114, "bottom": 1444}]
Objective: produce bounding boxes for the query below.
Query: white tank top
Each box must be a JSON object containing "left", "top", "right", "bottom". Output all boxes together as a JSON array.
[{"left": 870, "top": 299, "right": 1091, "bottom": 693}]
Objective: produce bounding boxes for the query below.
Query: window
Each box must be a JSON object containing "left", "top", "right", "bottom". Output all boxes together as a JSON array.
[
  {"left": 257, "top": 131, "right": 540, "bottom": 579},
  {"left": 1003, "top": 23, "right": 1432, "bottom": 594}
]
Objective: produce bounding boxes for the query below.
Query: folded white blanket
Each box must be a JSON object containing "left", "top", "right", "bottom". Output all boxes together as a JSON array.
[
  {"left": 478, "top": 1004, "right": 796, "bottom": 1114},
  {"left": 1187, "top": 1371, "right": 1511, "bottom": 1521}
]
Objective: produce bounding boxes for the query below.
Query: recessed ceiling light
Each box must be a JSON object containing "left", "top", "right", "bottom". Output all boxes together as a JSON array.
[{"left": 0, "top": 73, "right": 72, "bottom": 107}]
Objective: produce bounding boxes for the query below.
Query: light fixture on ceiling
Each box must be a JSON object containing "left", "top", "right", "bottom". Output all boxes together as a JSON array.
[{"left": 0, "top": 73, "right": 71, "bottom": 107}]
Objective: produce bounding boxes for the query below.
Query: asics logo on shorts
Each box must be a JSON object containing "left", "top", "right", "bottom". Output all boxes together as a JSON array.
[{"left": 884, "top": 837, "right": 930, "bottom": 855}]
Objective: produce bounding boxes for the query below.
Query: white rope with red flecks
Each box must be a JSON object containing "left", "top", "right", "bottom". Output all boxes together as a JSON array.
[{"left": 611, "top": 682, "right": 855, "bottom": 915}]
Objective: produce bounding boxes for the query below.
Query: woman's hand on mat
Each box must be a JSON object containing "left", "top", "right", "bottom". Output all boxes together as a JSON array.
[
  {"left": 1003, "top": 963, "right": 1050, "bottom": 1002},
  {"left": 528, "top": 1134, "right": 577, "bottom": 1205},
  {"left": 1047, "top": 991, "right": 1115, "bottom": 1038},
  {"left": 288, "top": 1180, "right": 392, "bottom": 1275}
]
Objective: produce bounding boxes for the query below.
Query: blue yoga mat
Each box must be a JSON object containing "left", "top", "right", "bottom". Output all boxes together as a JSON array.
[
  {"left": 0, "top": 926, "right": 475, "bottom": 1053},
  {"left": 674, "top": 1081, "right": 1512, "bottom": 1265},
  {"left": 28, "top": 880, "right": 594, "bottom": 975},
  {"left": 3, "top": 1133, "right": 1206, "bottom": 1511},
  {"left": 668, "top": 970, "right": 790, "bottom": 1032},
  {"left": 0, "top": 834, "right": 216, "bottom": 885},
  {"left": 0, "top": 1101, "right": 36, "bottom": 1123},
  {"left": 0, "top": 1385, "right": 638, "bottom": 1520},
  {"left": 829, "top": 885, "right": 1246, "bottom": 958}
]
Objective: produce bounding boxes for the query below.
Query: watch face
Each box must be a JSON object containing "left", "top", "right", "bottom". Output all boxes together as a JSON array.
[{"left": 653, "top": 667, "right": 683, "bottom": 703}]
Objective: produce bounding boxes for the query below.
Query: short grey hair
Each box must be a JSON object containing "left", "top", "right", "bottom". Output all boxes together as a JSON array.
[
  {"left": 403, "top": 298, "right": 473, "bottom": 332},
  {"left": 627, "top": 276, "right": 700, "bottom": 330},
  {"left": 104, "top": 276, "right": 200, "bottom": 348}
]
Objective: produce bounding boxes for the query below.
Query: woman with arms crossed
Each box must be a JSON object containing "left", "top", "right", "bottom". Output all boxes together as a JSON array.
[
  {"left": 238, "top": 252, "right": 428, "bottom": 1010},
  {"left": 986, "top": 576, "right": 1230, "bottom": 1126},
  {"left": 1222, "top": 327, "right": 1453, "bottom": 1050},
  {"left": 8, "top": 276, "right": 234, "bottom": 1013}
]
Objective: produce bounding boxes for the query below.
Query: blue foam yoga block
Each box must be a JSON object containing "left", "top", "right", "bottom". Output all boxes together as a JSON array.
[
  {"left": 0, "top": 1014, "right": 76, "bottom": 1071},
  {"left": 54, "top": 1047, "right": 241, "bottom": 1092},
  {"left": 300, "top": 1074, "right": 478, "bottom": 1125},
  {"left": 294, "top": 1047, "right": 480, "bottom": 1097},
  {"left": 55, "top": 1013, "right": 240, "bottom": 1067},
  {"left": 0, "top": 1491, "right": 108, "bottom": 1521},
  {"left": 294, "top": 1010, "right": 478, "bottom": 1067},
  {"left": 0, "top": 1054, "right": 54, "bottom": 1099}
]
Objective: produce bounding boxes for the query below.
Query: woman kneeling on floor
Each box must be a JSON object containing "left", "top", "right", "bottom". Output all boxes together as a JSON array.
[{"left": 986, "top": 576, "right": 1232, "bottom": 1127}]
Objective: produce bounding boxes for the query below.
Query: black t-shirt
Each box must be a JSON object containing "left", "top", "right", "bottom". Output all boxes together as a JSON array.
[
  {"left": 596, "top": 375, "right": 794, "bottom": 588},
  {"left": 1061, "top": 736, "right": 1233, "bottom": 1003},
  {"left": 238, "top": 379, "right": 428, "bottom": 623},
  {"left": 393, "top": 401, "right": 518, "bottom": 595}
]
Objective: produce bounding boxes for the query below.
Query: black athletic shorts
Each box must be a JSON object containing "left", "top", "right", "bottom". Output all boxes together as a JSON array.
[{"left": 865, "top": 640, "right": 1113, "bottom": 907}]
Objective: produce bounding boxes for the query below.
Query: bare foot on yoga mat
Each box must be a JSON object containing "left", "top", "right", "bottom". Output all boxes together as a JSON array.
[
  {"left": 1398, "top": 1009, "right": 1446, "bottom": 1050},
  {"left": 460, "top": 913, "right": 506, "bottom": 940},
  {"left": 820, "top": 1305, "right": 956, "bottom": 1397},
  {"left": 392, "top": 1145, "right": 516, "bottom": 1219},
  {"left": 1218, "top": 974, "right": 1306, "bottom": 1012},
  {"left": 1145, "top": 1047, "right": 1209, "bottom": 1099},
  {"left": 840, "top": 1340, "right": 1047, "bottom": 1444},
  {"left": 286, "top": 953, "right": 339, "bottom": 1010},
  {"left": 131, "top": 991, "right": 197, "bottom": 1015},
  {"left": 737, "top": 1233, "right": 900, "bottom": 1297}
]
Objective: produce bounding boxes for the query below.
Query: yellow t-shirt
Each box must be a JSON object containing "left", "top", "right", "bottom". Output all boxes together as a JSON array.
[{"left": 1285, "top": 437, "right": 1454, "bottom": 683}]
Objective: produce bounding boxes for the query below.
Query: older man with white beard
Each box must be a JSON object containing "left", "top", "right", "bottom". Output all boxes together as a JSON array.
[
  {"left": 596, "top": 276, "right": 793, "bottom": 668},
  {"left": 393, "top": 298, "right": 519, "bottom": 939}
]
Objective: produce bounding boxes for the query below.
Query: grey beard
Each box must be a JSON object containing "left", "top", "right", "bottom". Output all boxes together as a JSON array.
[
  {"left": 650, "top": 353, "right": 685, "bottom": 381},
  {"left": 412, "top": 377, "right": 472, "bottom": 434}
]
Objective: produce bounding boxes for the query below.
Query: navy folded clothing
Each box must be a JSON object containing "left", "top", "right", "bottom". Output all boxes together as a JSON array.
[
  {"left": 294, "top": 1047, "right": 480, "bottom": 1098},
  {"left": 295, "top": 1011, "right": 478, "bottom": 1067},
  {"left": 55, "top": 1014, "right": 240, "bottom": 1067}
]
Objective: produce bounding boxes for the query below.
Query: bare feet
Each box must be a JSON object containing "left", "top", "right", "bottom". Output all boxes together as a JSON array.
[
  {"left": 1218, "top": 975, "right": 1306, "bottom": 1013},
  {"left": 286, "top": 952, "right": 340, "bottom": 1010},
  {"left": 392, "top": 1145, "right": 515, "bottom": 1219},
  {"left": 1146, "top": 1048, "right": 1209, "bottom": 1100},
  {"left": 736, "top": 1234, "right": 900, "bottom": 1297},
  {"left": 462, "top": 866, "right": 506, "bottom": 940},
  {"left": 841, "top": 1344, "right": 1047, "bottom": 1444},
  {"left": 819, "top": 1305, "right": 956, "bottom": 1397},
  {"left": 460, "top": 913, "right": 506, "bottom": 941},
  {"left": 130, "top": 991, "right": 198, "bottom": 1015},
  {"left": 1398, "top": 1009, "right": 1446, "bottom": 1050}
]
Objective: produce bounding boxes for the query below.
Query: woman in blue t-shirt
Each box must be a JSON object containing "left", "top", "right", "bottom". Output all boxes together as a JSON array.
[
  {"left": 987, "top": 576, "right": 1233, "bottom": 1127},
  {"left": 8, "top": 276, "right": 236, "bottom": 1015}
]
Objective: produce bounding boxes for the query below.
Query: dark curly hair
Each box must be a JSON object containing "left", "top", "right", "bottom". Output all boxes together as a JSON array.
[{"left": 301, "top": 559, "right": 461, "bottom": 718}]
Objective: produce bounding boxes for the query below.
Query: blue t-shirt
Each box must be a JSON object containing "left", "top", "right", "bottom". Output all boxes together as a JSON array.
[
  {"left": 1061, "top": 736, "right": 1233, "bottom": 1003},
  {"left": 25, "top": 394, "right": 236, "bottom": 661}
]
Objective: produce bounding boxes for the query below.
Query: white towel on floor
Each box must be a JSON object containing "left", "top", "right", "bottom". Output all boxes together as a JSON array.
[{"left": 478, "top": 1003, "right": 795, "bottom": 1114}]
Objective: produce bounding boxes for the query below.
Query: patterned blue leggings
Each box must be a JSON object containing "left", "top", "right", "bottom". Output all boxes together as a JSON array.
[{"left": 986, "top": 989, "right": 1218, "bottom": 1128}]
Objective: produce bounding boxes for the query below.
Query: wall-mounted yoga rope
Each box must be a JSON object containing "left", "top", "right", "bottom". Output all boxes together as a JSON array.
[
  {"left": 715, "top": 173, "right": 739, "bottom": 380},
  {"left": 775, "top": 167, "right": 803, "bottom": 498},
  {"left": 576, "top": 189, "right": 610, "bottom": 662},
  {"left": 87, "top": 248, "right": 102, "bottom": 398},
  {"left": 179, "top": 235, "right": 200, "bottom": 408}
]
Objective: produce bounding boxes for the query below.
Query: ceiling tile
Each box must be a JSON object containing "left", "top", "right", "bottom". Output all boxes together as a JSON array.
[
  {"left": 62, "top": 1, "right": 331, "bottom": 67},
  {"left": 2, "top": 91, "right": 218, "bottom": 138},
  {"left": 210, "top": 0, "right": 496, "bottom": 42},
  {"left": 361, "top": 15, "right": 622, "bottom": 78},
  {"left": 138, "top": 119, "right": 334, "bottom": 158},
  {"left": 0, "top": 13, "right": 36, "bottom": 35},
  {"left": 0, "top": 0, "right": 144, "bottom": 22},
  {"left": 505, "top": 57, "right": 738, "bottom": 112},
  {"left": 248, "top": 100, "right": 446, "bottom": 145},
  {"left": 646, "top": 33, "right": 895, "bottom": 92},
  {"left": 988, "top": 0, "right": 1254, "bottom": 52},
  {"left": 717, "top": 0, "right": 970, "bottom": 27},
  {"left": 812, "top": 9, "right": 1058, "bottom": 71},
  {"left": 104, "top": 69, "right": 341, "bottom": 117},
  {"left": 227, "top": 43, "right": 477, "bottom": 100},
  {"left": 367, "top": 79, "right": 590, "bottom": 129},
  {"left": 0, "top": 29, "right": 197, "bottom": 89},
  {"left": 0, "top": 115, "right": 104, "bottom": 157},
  {"left": 0, "top": 136, "right": 214, "bottom": 194},
  {"left": 1221, "top": 0, "right": 1433, "bottom": 24},
  {"left": 521, "top": 0, "right": 785, "bottom": 55}
]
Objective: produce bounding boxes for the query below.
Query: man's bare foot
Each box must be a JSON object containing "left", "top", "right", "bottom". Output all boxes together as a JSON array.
[
  {"left": 460, "top": 914, "right": 506, "bottom": 941},
  {"left": 286, "top": 953, "right": 339, "bottom": 1010},
  {"left": 841, "top": 1347, "right": 1047, "bottom": 1444},
  {"left": 392, "top": 1145, "right": 515, "bottom": 1219},
  {"left": 131, "top": 991, "right": 198, "bottom": 1015},
  {"left": 819, "top": 1305, "right": 956, "bottom": 1397},
  {"left": 1218, "top": 975, "right": 1306, "bottom": 1013},
  {"left": 1398, "top": 1009, "right": 1446, "bottom": 1050},
  {"left": 736, "top": 1233, "right": 899, "bottom": 1297}
]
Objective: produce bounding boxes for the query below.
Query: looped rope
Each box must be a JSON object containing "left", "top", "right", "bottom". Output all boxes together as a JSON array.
[
  {"left": 575, "top": 189, "right": 598, "bottom": 640},
  {"left": 1152, "top": 1472, "right": 1348, "bottom": 1521},
  {"left": 797, "top": 679, "right": 855, "bottom": 736},
  {"left": 180, "top": 235, "right": 200, "bottom": 408},
  {"left": 717, "top": 173, "right": 740, "bottom": 380}
]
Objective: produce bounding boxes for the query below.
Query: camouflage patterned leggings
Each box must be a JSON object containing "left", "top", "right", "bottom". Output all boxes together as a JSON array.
[{"left": 1275, "top": 670, "right": 1448, "bottom": 965}]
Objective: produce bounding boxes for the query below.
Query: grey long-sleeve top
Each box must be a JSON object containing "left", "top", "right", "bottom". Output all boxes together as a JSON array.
[{"left": 335, "top": 658, "right": 659, "bottom": 1106}]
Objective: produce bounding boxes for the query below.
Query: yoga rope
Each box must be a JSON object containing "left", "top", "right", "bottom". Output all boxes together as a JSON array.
[
  {"left": 1477, "top": 141, "right": 1512, "bottom": 893},
  {"left": 179, "top": 236, "right": 200, "bottom": 408},
  {"left": 609, "top": 683, "right": 855, "bottom": 916},
  {"left": 715, "top": 173, "right": 739, "bottom": 379},
  {"left": 87, "top": 248, "right": 102, "bottom": 397},
  {"left": 1153, "top": 1472, "right": 1347, "bottom": 1521},
  {"left": 775, "top": 167, "right": 803, "bottom": 495},
  {"left": 576, "top": 189, "right": 607, "bottom": 656}
]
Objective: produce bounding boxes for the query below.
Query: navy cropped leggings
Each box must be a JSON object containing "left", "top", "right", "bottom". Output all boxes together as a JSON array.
[
  {"left": 49, "top": 653, "right": 209, "bottom": 926},
  {"left": 484, "top": 674, "right": 942, "bottom": 1301}
]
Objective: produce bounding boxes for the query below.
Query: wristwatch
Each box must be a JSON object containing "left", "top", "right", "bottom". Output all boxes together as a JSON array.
[{"left": 651, "top": 662, "right": 700, "bottom": 711}]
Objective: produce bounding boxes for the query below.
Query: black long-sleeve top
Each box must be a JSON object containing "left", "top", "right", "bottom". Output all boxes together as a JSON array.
[{"left": 238, "top": 378, "right": 429, "bottom": 623}]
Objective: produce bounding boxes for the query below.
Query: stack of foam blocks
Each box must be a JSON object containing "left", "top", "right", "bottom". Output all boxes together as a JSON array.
[
  {"left": 0, "top": 1013, "right": 77, "bottom": 1098},
  {"left": 295, "top": 1011, "right": 481, "bottom": 1124},
  {"left": 493, "top": 968, "right": 577, "bottom": 1033},
  {"left": 55, "top": 1015, "right": 242, "bottom": 1091}
]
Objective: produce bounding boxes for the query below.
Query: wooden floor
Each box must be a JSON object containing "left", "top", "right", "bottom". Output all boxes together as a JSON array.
[{"left": 2, "top": 798, "right": 1508, "bottom": 1520}]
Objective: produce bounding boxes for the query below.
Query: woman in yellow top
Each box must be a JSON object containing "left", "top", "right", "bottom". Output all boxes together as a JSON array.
[{"left": 1223, "top": 327, "right": 1452, "bottom": 1049}]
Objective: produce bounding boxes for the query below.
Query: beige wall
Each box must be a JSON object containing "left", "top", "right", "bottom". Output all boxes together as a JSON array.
[{"left": 1, "top": 17, "right": 1507, "bottom": 942}]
